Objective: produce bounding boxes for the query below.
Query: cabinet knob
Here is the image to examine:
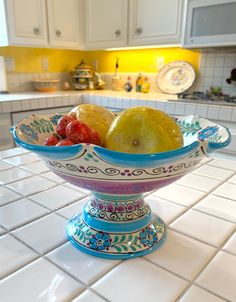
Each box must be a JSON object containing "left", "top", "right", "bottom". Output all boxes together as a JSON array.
[
  {"left": 56, "top": 30, "right": 62, "bottom": 37},
  {"left": 115, "top": 30, "right": 121, "bottom": 37},
  {"left": 34, "top": 27, "right": 40, "bottom": 35},
  {"left": 136, "top": 27, "right": 142, "bottom": 35}
]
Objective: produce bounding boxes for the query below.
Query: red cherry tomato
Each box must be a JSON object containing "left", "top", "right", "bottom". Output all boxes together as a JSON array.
[
  {"left": 56, "top": 138, "right": 74, "bottom": 146},
  {"left": 66, "top": 120, "right": 101, "bottom": 145},
  {"left": 44, "top": 134, "right": 59, "bottom": 146},
  {"left": 56, "top": 115, "right": 75, "bottom": 137}
]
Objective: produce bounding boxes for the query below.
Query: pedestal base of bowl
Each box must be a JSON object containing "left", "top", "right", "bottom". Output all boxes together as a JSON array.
[{"left": 66, "top": 193, "right": 167, "bottom": 259}]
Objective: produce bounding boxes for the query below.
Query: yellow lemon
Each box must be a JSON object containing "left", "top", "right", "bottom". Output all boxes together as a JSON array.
[
  {"left": 105, "top": 106, "right": 183, "bottom": 154},
  {"left": 69, "top": 104, "right": 115, "bottom": 145}
]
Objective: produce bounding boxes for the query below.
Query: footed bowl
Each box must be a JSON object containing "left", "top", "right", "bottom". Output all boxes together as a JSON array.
[{"left": 10, "top": 113, "right": 231, "bottom": 259}]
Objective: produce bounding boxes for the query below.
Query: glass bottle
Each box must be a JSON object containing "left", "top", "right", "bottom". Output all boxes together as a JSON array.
[
  {"left": 141, "top": 77, "right": 150, "bottom": 93},
  {"left": 124, "top": 76, "right": 133, "bottom": 92}
]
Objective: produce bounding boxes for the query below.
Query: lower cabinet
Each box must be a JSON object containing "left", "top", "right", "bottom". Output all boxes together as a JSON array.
[{"left": 0, "top": 113, "right": 14, "bottom": 151}]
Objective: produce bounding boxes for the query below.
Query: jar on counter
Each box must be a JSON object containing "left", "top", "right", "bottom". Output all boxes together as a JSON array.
[{"left": 72, "top": 60, "right": 93, "bottom": 90}]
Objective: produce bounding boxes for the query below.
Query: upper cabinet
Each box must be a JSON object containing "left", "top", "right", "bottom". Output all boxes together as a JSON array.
[
  {"left": 182, "top": 0, "right": 236, "bottom": 48},
  {"left": 4, "top": 0, "right": 48, "bottom": 46},
  {"left": 85, "top": 0, "right": 128, "bottom": 49},
  {"left": 0, "top": 0, "right": 82, "bottom": 48},
  {"left": 129, "top": 0, "right": 183, "bottom": 46},
  {"left": 47, "top": 0, "right": 81, "bottom": 48},
  {"left": 85, "top": 0, "right": 183, "bottom": 49}
]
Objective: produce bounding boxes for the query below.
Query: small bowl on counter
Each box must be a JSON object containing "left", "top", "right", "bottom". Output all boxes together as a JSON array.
[{"left": 32, "top": 79, "right": 60, "bottom": 92}]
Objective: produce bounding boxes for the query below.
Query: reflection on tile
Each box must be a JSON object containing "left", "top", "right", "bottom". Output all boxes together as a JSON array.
[
  {"left": 47, "top": 242, "right": 120, "bottom": 285},
  {"left": 0, "top": 167, "right": 33, "bottom": 185},
  {"left": 7, "top": 176, "right": 56, "bottom": 196},
  {"left": 3, "top": 153, "right": 39, "bottom": 166},
  {"left": 176, "top": 174, "right": 221, "bottom": 192},
  {"left": 21, "top": 161, "right": 49, "bottom": 174},
  {"left": 170, "top": 209, "right": 234, "bottom": 246},
  {"left": 227, "top": 174, "right": 236, "bottom": 184},
  {"left": 193, "top": 165, "right": 234, "bottom": 180},
  {"left": 213, "top": 182, "right": 236, "bottom": 201},
  {"left": 0, "top": 148, "right": 23, "bottom": 159},
  {"left": 0, "top": 198, "right": 49, "bottom": 230},
  {"left": 0, "top": 187, "right": 21, "bottom": 206},
  {"left": 72, "top": 290, "right": 105, "bottom": 302},
  {"left": 0, "top": 161, "right": 13, "bottom": 171},
  {"left": 152, "top": 183, "right": 206, "bottom": 207},
  {"left": 30, "top": 185, "right": 85, "bottom": 210},
  {"left": 145, "top": 230, "right": 215, "bottom": 280},
  {"left": 0, "top": 258, "right": 84, "bottom": 301},
  {"left": 146, "top": 195, "right": 186, "bottom": 224},
  {"left": 57, "top": 197, "right": 89, "bottom": 219},
  {"left": 92, "top": 259, "right": 188, "bottom": 302},
  {"left": 179, "top": 285, "right": 225, "bottom": 302},
  {"left": 223, "top": 231, "right": 236, "bottom": 255},
  {"left": 196, "top": 251, "right": 236, "bottom": 301},
  {"left": 209, "top": 158, "right": 236, "bottom": 170},
  {"left": 0, "top": 234, "right": 38, "bottom": 279},
  {"left": 13, "top": 213, "right": 67, "bottom": 254},
  {"left": 194, "top": 194, "right": 236, "bottom": 222},
  {"left": 0, "top": 226, "right": 5, "bottom": 235}
]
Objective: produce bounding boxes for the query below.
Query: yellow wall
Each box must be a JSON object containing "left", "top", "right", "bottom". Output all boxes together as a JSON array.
[
  {"left": 86, "top": 48, "right": 200, "bottom": 73},
  {"left": 0, "top": 46, "right": 200, "bottom": 73},
  {"left": 0, "top": 46, "right": 85, "bottom": 72}
]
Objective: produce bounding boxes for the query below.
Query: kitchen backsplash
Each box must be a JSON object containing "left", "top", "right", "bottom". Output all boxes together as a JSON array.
[
  {"left": 5, "top": 51, "right": 236, "bottom": 96},
  {"left": 198, "top": 51, "right": 236, "bottom": 96},
  {"left": 6, "top": 72, "right": 72, "bottom": 93}
]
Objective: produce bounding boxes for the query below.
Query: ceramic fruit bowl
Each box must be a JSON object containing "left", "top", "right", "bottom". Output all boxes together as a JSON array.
[{"left": 10, "top": 113, "right": 231, "bottom": 259}]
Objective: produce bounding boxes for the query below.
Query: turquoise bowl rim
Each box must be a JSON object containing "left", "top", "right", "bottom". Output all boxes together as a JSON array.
[{"left": 10, "top": 114, "right": 232, "bottom": 163}]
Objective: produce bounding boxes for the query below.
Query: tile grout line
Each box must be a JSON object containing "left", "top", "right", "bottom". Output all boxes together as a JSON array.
[
  {"left": 175, "top": 225, "right": 236, "bottom": 302},
  {"left": 0, "top": 155, "right": 236, "bottom": 300}
]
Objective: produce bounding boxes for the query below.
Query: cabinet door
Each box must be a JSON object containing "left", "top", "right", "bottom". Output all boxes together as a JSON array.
[
  {"left": 6, "top": 0, "right": 48, "bottom": 46},
  {"left": 129, "top": 0, "right": 183, "bottom": 46},
  {"left": 85, "top": 0, "right": 128, "bottom": 49},
  {"left": 47, "top": 0, "right": 81, "bottom": 48}
]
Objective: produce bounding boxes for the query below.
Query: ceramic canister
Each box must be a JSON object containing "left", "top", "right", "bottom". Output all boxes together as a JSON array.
[{"left": 73, "top": 61, "right": 93, "bottom": 90}]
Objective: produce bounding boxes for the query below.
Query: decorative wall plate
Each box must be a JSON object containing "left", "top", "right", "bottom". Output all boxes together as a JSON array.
[{"left": 157, "top": 61, "right": 196, "bottom": 94}]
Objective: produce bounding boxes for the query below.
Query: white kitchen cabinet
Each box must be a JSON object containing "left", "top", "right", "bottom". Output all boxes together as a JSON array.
[
  {"left": 47, "top": 0, "right": 82, "bottom": 48},
  {"left": 85, "top": 0, "right": 128, "bottom": 49},
  {"left": 85, "top": 0, "right": 183, "bottom": 49},
  {"left": 0, "top": 0, "right": 82, "bottom": 48},
  {"left": 3, "top": 0, "right": 48, "bottom": 47},
  {"left": 129, "top": 0, "right": 183, "bottom": 46},
  {"left": 0, "top": 113, "right": 14, "bottom": 151}
]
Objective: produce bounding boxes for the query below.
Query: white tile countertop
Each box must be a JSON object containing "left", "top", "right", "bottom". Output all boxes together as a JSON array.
[
  {"left": 0, "top": 147, "right": 236, "bottom": 302},
  {"left": 1, "top": 90, "right": 236, "bottom": 128}
]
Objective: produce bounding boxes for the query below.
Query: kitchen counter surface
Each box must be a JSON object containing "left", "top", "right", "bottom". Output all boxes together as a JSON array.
[
  {"left": 1, "top": 89, "right": 236, "bottom": 106},
  {"left": 0, "top": 147, "right": 236, "bottom": 301},
  {"left": 1, "top": 90, "right": 236, "bottom": 126}
]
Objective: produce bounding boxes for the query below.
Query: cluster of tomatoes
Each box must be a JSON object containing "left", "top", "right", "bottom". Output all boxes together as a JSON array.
[{"left": 44, "top": 115, "right": 101, "bottom": 146}]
